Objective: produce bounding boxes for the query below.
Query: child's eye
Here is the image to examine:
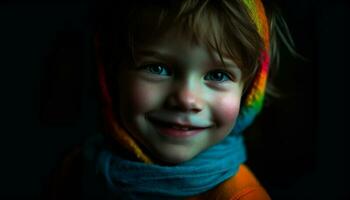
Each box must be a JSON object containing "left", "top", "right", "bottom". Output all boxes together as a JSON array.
[
  {"left": 140, "top": 64, "right": 172, "bottom": 76},
  {"left": 204, "top": 70, "right": 232, "bottom": 82}
]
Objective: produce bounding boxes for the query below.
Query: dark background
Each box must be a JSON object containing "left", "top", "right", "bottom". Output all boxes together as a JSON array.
[{"left": 0, "top": 0, "right": 348, "bottom": 199}]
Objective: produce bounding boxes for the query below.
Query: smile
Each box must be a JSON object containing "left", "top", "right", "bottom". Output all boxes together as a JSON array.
[{"left": 149, "top": 118, "right": 208, "bottom": 138}]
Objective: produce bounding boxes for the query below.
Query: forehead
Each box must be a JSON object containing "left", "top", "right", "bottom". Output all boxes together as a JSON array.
[{"left": 135, "top": 27, "right": 237, "bottom": 65}]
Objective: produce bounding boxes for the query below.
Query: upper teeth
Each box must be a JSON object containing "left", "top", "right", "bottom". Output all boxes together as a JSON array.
[{"left": 172, "top": 125, "right": 190, "bottom": 130}]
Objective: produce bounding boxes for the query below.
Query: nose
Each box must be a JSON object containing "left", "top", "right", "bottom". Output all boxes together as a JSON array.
[{"left": 165, "top": 78, "right": 204, "bottom": 113}]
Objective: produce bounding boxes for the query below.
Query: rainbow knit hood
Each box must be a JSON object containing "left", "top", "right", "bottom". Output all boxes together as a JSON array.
[
  {"left": 97, "top": 0, "right": 270, "bottom": 164},
  {"left": 232, "top": 0, "right": 270, "bottom": 134}
]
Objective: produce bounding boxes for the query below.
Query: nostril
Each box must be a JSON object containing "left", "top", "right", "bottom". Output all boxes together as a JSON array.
[
  {"left": 166, "top": 100, "right": 203, "bottom": 113},
  {"left": 190, "top": 106, "right": 202, "bottom": 113},
  {"left": 165, "top": 91, "right": 203, "bottom": 112}
]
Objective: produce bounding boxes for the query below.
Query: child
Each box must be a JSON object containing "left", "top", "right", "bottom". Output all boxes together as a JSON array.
[{"left": 48, "top": 0, "right": 278, "bottom": 199}]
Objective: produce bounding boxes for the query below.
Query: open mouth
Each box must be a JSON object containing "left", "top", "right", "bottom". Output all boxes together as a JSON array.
[
  {"left": 149, "top": 118, "right": 201, "bottom": 130},
  {"left": 148, "top": 118, "right": 207, "bottom": 138}
]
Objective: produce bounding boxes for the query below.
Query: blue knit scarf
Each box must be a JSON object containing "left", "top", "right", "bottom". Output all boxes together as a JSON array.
[{"left": 83, "top": 133, "right": 246, "bottom": 199}]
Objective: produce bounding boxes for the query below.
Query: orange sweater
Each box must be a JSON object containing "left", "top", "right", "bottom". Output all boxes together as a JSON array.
[
  {"left": 187, "top": 165, "right": 271, "bottom": 200},
  {"left": 46, "top": 148, "right": 271, "bottom": 200}
]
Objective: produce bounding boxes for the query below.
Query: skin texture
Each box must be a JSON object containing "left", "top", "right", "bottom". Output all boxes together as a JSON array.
[{"left": 117, "top": 28, "right": 244, "bottom": 164}]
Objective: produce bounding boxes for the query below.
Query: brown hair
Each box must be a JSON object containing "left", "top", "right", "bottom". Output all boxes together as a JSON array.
[{"left": 96, "top": 0, "right": 265, "bottom": 89}]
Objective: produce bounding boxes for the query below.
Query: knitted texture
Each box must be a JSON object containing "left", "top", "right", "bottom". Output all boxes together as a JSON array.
[
  {"left": 97, "top": 60, "right": 153, "bottom": 163},
  {"left": 232, "top": 0, "right": 270, "bottom": 134}
]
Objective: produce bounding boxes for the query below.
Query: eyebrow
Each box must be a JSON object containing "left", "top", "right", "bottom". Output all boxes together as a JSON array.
[
  {"left": 213, "top": 58, "right": 238, "bottom": 68},
  {"left": 134, "top": 49, "right": 175, "bottom": 62},
  {"left": 211, "top": 52, "right": 240, "bottom": 69}
]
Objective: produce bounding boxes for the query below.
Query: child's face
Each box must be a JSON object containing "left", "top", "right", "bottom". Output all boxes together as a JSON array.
[{"left": 117, "top": 28, "right": 244, "bottom": 164}]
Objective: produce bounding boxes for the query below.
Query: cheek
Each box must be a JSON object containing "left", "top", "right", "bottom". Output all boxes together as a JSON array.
[
  {"left": 121, "top": 79, "right": 162, "bottom": 114},
  {"left": 213, "top": 94, "right": 241, "bottom": 127}
]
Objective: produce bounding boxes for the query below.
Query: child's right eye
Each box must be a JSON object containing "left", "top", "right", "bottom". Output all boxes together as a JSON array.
[{"left": 139, "top": 64, "right": 172, "bottom": 76}]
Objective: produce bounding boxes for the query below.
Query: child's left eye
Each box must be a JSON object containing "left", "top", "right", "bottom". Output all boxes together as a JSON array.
[
  {"left": 141, "top": 64, "right": 172, "bottom": 76},
  {"left": 204, "top": 70, "right": 232, "bottom": 82}
]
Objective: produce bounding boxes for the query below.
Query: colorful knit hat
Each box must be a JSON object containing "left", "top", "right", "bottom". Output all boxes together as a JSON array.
[
  {"left": 97, "top": 0, "right": 270, "bottom": 163},
  {"left": 232, "top": 0, "right": 270, "bottom": 134}
]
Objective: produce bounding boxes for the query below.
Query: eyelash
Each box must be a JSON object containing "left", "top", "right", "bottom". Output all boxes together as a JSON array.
[
  {"left": 138, "top": 64, "right": 233, "bottom": 82},
  {"left": 204, "top": 70, "right": 232, "bottom": 82},
  {"left": 140, "top": 63, "right": 172, "bottom": 76}
]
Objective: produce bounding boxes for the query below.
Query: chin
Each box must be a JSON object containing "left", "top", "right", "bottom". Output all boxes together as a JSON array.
[{"left": 151, "top": 145, "right": 198, "bottom": 165}]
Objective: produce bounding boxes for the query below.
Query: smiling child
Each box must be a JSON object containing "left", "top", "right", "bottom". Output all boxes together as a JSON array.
[{"left": 48, "top": 0, "right": 276, "bottom": 199}]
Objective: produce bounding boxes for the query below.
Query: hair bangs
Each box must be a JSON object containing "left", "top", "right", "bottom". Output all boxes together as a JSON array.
[
  {"left": 123, "top": 0, "right": 263, "bottom": 86},
  {"left": 173, "top": 0, "right": 264, "bottom": 85}
]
